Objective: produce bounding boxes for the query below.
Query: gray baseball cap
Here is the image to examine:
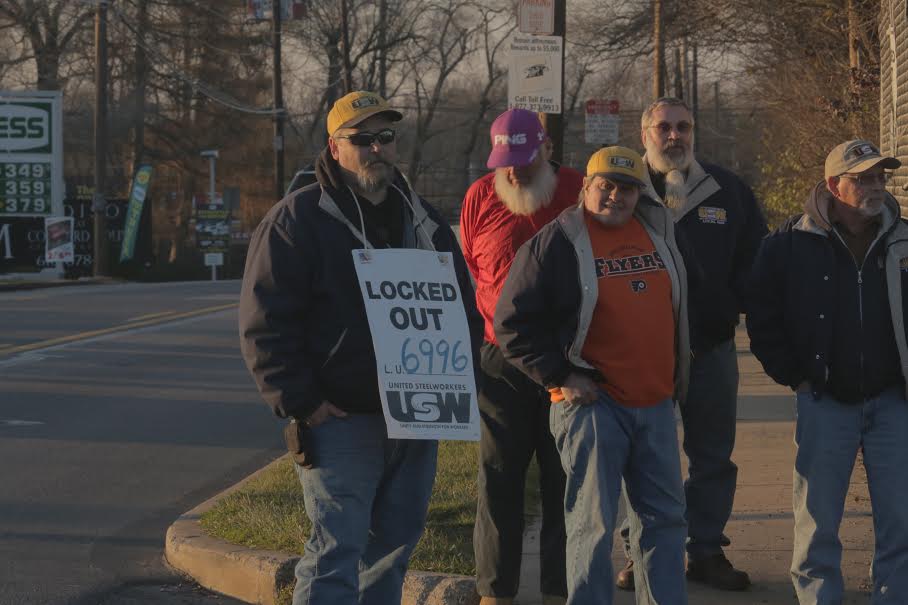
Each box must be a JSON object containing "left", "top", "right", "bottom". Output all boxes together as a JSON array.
[{"left": 824, "top": 139, "right": 900, "bottom": 180}]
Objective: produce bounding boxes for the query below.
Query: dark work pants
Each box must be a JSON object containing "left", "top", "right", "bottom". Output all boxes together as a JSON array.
[
  {"left": 621, "top": 338, "right": 740, "bottom": 561},
  {"left": 474, "top": 342, "right": 568, "bottom": 598}
]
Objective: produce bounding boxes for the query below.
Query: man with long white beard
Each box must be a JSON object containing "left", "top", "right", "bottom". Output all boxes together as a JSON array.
[
  {"left": 460, "top": 108, "right": 583, "bottom": 605},
  {"left": 615, "top": 97, "right": 768, "bottom": 594}
]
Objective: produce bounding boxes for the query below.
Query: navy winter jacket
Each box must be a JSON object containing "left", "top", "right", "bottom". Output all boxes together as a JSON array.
[
  {"left": 239, "top": 150, "right": 483, "bottom": 420},
  {"left": 642, "top": 159, "right": 768, "bottom": 352},
  {"left": 746, "top": 183, "right": 908, "bottom": 403}
]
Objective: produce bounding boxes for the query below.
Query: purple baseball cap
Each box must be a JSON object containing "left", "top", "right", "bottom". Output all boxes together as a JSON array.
[{"left": 486, "top": 108, "right": 547, "bottom": 169}]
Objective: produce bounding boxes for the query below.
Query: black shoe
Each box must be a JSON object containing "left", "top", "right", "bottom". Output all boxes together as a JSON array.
[
  {"left": 615, "top": 559, "right": 634, "bottom": 591},
  {"left": 686, "top": 553, "right": 751, "bottom": 591}
]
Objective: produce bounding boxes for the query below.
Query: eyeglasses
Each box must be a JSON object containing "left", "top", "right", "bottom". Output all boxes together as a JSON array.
[
  {"left": 334, "top": 128, "right": 396, "bottom": 147},
  {"left": 593, "top": 179, "right": 638, "bottom": 194},
  {"left": 838, "top": 172, "right": 893, "bottom": 186},
  {"left": 648, "top": 121, "right": 693, "bottom": 135}
]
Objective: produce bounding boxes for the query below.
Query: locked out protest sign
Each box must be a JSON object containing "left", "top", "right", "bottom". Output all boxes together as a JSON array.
[{"left": 353, "top": 249, "right": 479, "bottom": 441}]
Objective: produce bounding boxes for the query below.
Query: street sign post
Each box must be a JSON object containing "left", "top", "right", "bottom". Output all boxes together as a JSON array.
[
  {"left": 507, "top": 35, "right": 563, "bottom": 114},
  {"left": 517, "top": 0, "right": 554, "bottom": 35},
  {"left": 204, "top": 252, "right": 224, "bottom": 281},
  {"left": 0, "top": 91, "right": 64, "bottom": 219},
  {"left": 585, "top": 99, "right": 621, "bottom": 145}
]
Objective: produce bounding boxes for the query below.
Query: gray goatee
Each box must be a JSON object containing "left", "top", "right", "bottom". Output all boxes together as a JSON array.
[{"left": 663, "top": 169, "right": 687, "bottom": 213}]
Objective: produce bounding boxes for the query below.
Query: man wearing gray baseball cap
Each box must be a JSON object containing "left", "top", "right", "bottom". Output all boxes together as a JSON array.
[{"left": 746, "top": 139, "right": 908, "bottom": 604}]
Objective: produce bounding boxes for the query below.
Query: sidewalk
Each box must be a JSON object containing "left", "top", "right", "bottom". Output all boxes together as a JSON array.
[
  {"left": 167, "top": 326, "right": 876, "bottom": 605},
  {"left": 516, "top": 331, "right": 874, "bottom": 605}
]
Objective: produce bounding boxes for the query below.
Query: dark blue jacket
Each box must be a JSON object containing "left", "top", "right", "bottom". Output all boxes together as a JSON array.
[
  {"left": 643, "top": 159, "right": 768, "bottom": 353},
  {"left": 239, "top": 150, "right": 483, "bottom": 420},
  {"left": 746, "top": 183, "right": 908, "bottom": 403}
]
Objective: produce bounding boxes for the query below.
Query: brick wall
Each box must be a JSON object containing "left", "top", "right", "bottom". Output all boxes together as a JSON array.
[{"left": 880, "top": 0, "right": 908, "bottom": 211}]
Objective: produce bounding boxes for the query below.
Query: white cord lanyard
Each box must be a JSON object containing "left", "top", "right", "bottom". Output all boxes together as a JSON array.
[{"left": 345, "top": 183, "right": 437, "bottom": 252}]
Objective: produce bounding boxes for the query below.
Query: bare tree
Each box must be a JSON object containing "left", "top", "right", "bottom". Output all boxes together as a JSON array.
[
  {"left": 457, "top": 3, "right": 514, "bottom": 190},
  {"left": 403, "top": 0, "right": 478, "bottom": 182},
  {"left": 0, "top": 0, "right": 93, "bottom": 90}
]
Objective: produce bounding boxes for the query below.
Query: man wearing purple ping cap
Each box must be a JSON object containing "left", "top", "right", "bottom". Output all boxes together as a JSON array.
[{"left": 460, "top": 108, "right": 584, "bottom": 605}]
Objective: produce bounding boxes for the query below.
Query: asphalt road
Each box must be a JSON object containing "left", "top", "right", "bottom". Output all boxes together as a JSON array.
[{"left": 0, "top": 280, "right": 283, "bottom": 605}]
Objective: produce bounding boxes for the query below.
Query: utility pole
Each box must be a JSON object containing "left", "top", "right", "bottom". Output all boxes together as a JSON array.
[
  {"left": 692, "top": 42, "right": 699, "bottom": 153},
  {"left": 539, "top": 0, "right": 565, "bottom": 163},
  {"left": 272, "top": 0, "right": 285, "bottom": 200},
  {"left": 378, "top": 0, "right": 388, "bottom": 97},
  {"left": 652, "top": 0, "right": 664, "bottom": 99},
  {"left": 93, "top": 0, "right": 109, "bottom": 277},
  {"left": 340, "top": 0, "right": 353, "bottom": 93}
]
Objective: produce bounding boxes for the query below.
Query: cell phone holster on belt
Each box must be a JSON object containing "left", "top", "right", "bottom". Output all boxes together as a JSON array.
[{"left": 283, "top": 419, "right": 316, "bottom": 469}]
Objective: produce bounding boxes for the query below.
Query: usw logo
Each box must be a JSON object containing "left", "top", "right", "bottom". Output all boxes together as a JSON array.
[{"left": 386, "top": 391, "right": 472, "bottom": 423}]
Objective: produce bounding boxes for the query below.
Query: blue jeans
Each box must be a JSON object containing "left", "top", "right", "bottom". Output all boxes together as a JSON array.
[
  {"left": 792, "top": 387, "right": 908, "bottom": 605},
  {"left": 620, "top": 339, "right": 739, "bottom": 561},
  {"left": 550, "top": 391, "right": 687, "bottom": 605},
  {"left": 292, "top": 414, "right": 438, "bottom": 605}
]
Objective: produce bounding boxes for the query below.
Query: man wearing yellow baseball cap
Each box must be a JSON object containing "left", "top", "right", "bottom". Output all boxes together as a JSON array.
[
  {"left": 493, "top": 146, "right": 693, "bottom": 605},
  {"left": 239, "top": 91, "right": 483, "bottom": 605}
]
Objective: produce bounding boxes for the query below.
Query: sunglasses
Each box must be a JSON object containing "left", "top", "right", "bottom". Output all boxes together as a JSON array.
[
  {"left": 838, "top": 172, "right": 893, "bottom": 187},
  {"left": 334, "top": 128, "right": 396, "bottom": 147},
  {"left": 649, "top": 121, "right": 693, "bottom": 135}
]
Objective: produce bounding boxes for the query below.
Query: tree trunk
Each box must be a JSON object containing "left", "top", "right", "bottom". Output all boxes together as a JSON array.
[
  {"left": 846, "top": 0, "right": 861, "bottom": 136},
  {"left": 673, "top": 46, "right": 683, "bottom": 98}
]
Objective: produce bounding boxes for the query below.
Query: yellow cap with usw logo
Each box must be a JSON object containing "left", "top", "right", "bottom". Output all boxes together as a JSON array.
[
  {"left": 586, "top": 146, "right": 647, "bottom": 187},
  {"left": 327, "top": 91, "right": 403, "bottom": 135}
]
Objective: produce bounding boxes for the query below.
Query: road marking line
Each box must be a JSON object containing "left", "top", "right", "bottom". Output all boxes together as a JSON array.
[
  {"left": 0, "top": 302, "right": 237, "bottom": 358},
  {"left": 0, "top": 419, "right": 44, "bottom": 427},
  {"left": 127, "top": 310, "right": 178, "bottom": 322},
  {"left": 0, "top": 295, "right": 48, "bottom": 302}
]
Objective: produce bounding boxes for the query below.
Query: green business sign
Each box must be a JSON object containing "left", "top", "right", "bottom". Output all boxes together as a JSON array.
[{"left": 0, "top": 91, "right": 63, "bottom": 218}]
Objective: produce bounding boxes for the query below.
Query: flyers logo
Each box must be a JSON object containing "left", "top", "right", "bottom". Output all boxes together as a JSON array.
[
  {"left": 630, "top": 280, "right": 647, "bottom": 292},
  {"left": 594, "top": 250, "right": 665, "bottom": 278}
]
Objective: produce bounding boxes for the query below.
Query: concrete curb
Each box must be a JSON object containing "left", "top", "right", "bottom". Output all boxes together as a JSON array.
[
  {"left": 165, "top": 455, "right": 480, "bottom": 605},
  {"left": 0, "top": 277, "right": 118, "bottom": 291}
]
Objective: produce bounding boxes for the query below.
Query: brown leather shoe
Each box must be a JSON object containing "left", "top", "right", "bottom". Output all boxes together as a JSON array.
[
  {"left": 615, "top": 558, "right": 635, "bottom": 591},
  {"left": 686, "top": 553, "right": 751, "bottom": 591}
]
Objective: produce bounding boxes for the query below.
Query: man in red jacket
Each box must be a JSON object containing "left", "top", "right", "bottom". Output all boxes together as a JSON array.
[{"left": 461, "top": 108, "right": 584, "bottom": 605}]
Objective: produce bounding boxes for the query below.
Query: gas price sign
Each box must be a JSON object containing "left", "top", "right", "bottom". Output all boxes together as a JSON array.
[
  {"left": 1, "top": 161, "right": 52, "bottom": 215},
  {"left": 0, "top": 91, "right": 63, "bottom": 217}
]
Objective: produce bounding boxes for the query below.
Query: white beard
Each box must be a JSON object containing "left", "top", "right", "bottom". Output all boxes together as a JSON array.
[
  {"left": 644, "top": 137, "right": 693, "bottom": 213},
  {"left": 645, "top": 133, "right": 693, "bottom": 173},
  {"left": 663, "top": 169, "right": 688, "bottom": 211},
  {"left": 494, "top": 163, "right": 557, "bottom": 216}
]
